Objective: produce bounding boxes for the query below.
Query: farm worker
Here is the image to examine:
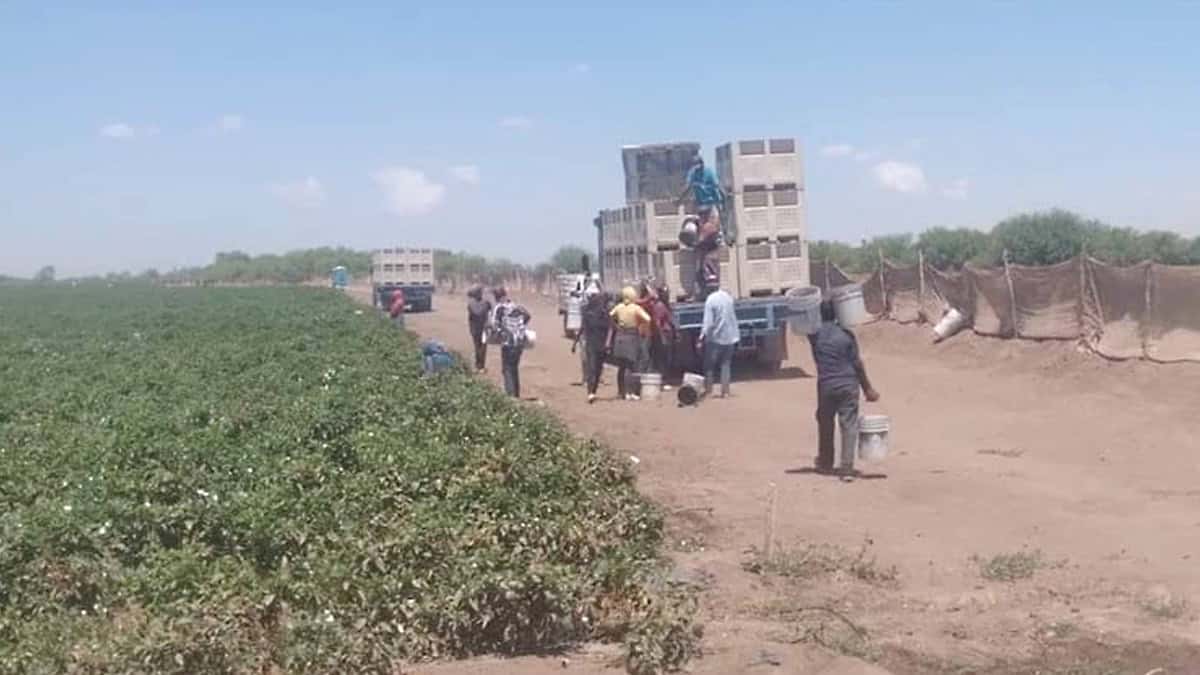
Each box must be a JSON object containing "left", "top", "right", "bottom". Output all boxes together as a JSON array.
[
  {"left": 637, "top": 281, "right": 675, "bottom": 378},
  {"left": 421, "top": 340, "right": 455, "bottom": 376},
  {"left": 466, "top": 285, "right": 492, "bottom": 372},
  {"left": 388, "top": 288, "right": 406, "bottom": 329},
  {"left": 491, "top": 287, "right": 532, "bottom": 399},
  {"left": 698, "top": 286, "right": 739, "bottom": 398},
  {"left": 652, "top": 284, "right": 677, "bottom": 377},
  {"left": 608, "top": 286, "right": 651, "bottom": 401},
  {"left": 808, "top": 299, "right": 881, "bottom": 482},
  {"left": 573, "top": 288, "right": 611, "bottom": 404},
  {"left": 677, "top": 155, "right": 726, "bottom": 300}
]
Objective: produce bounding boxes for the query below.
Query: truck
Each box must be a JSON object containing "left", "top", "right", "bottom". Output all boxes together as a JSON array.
[
  {"left": 369, "top": 248, "right": 435, "bottom": 312},
  {"left": 596, "top": 139, "right": 807, "bottom": 376},
  {"left": 592, "top": 249, "right": 792, "bottom": 375}
]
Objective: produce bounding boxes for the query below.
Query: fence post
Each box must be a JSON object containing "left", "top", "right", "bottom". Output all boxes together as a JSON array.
[
  {"left": 918, "top": 249, "right": 927, "bottom": 322},
  {"left": 1002, "top": 249, "right": 1019, "bottom": 337},
  {"left": 878, "top": 248, "right": 888, "bottom": 317},
  {"left": 1143, "top": 262, "right": 1154, "bottom": 358},
  {"left": 824, "top": 257, "right": 831, "bottom": 292}
]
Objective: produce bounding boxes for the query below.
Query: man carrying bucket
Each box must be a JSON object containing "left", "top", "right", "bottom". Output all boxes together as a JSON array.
[{"left": 808, "top": 300, "right": 880, "bottom": 481}]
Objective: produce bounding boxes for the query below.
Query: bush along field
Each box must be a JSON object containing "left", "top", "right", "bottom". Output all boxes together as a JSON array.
[{"left": 0, "top": 287, "right": 699, "bottom": 674}]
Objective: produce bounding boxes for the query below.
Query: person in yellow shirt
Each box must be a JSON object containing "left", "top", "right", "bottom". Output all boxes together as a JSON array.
[{"left": 609, "top": 286, "right": 651, "bottom": 401}]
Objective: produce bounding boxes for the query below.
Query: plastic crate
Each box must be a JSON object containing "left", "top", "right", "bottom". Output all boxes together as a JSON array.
[
  {"left": 740, "top": 243, "right": 776, "bottom": 292},
  {"left": 716, "top": 138, "right": 804, "bottom": 194},
  {"left": 667, "top": 248, "right": 740, "bottom": 299},
  {"left": 736, "top": 241, "right": 810, "bottom": 294},
  {"left": 727, "top": 186, "right": 807, "bottom": 243}
]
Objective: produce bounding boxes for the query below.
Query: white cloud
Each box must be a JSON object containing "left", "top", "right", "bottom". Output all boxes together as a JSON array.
[
  {"left": 499, "top": 115, "right": 533, "bottom": 129},
  {"left": 942, "top": 177, "right": 970, "bottom": 200},
  {"left": 873, "top": 160, "right": 928, "bottom": 194},
  {"left": 100, "top": 122, "right": 160, "bottom": 140},
  {"left": 820, "top": 144, "right": 855, "bottom": 158},
  {"left": 218, "top": 114, "right": 244, "bottom": 133},
  {"left": 100, "top": 123, "right": 136, "bottom": 139},
  {"left": 372, "top": 166, "right": 445, "bottom": 216},
  {"left": 571, "top": 63, "right": 591, "bottom": 74},
  {"left": 268, "top": 176, "right": 326, "bottom": 209},
  {"left": 449, "top": 164, "right": 481, "bottom": 185}
]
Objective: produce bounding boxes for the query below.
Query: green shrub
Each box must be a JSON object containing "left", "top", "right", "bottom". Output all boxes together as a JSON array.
[{"left": 0, "top": 287, "right": 694, "bottom": 674}]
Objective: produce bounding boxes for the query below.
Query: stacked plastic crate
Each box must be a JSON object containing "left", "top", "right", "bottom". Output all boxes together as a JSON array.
[
  {"left": 598, "top": 142, "right": 728, "bottom": 299},
  {"left": 716, "top": 138, "right": 810, "bottom": 295}
]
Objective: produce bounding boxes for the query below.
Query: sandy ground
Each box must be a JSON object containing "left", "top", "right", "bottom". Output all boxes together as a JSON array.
[{"left": 376, "top": 289, "right": 1200, "bottom": 674}]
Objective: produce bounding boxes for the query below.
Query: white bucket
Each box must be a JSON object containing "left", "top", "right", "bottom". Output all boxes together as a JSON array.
[
  {"left": 832, "top": 284, "right": 868, "bottom": 327},
  {"left": 638, "top": 372, "right": 662, "bottom": 401},
  {"left": 857, "top": 415, "right": 890, "bottom": 461},
  {"left": 932, "top": 308, "right": 965, "bottom": 342},
  {"left": 786, "top": 286, "right": 823, "bottom": 336},
  {"left": 681, "top": 372, "right": 706, "bottom": 391},
  {"left": 524, "top": 329, "right": 537, "bottom": 349}
]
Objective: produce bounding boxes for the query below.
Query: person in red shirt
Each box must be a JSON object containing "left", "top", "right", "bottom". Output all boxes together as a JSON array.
[{"left": 388, "top": 288, "right": 407, "bottom": 329}]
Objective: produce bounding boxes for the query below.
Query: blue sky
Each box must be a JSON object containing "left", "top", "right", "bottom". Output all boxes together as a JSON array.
[{"left": 2, "top": 2, "right": 1199, "bottom": 277}]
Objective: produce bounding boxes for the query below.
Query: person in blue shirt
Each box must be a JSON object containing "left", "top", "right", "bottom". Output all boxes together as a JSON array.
[
  {"left": 678, "top": 155, "right": 727, "bottom": 300},
  {"left": 698, "top": 286, "right": 739, "bottom": 398}
]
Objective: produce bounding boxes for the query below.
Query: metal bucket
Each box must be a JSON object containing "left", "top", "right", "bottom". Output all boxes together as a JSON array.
[{"left": 638, "top": 372, "right": 662, "bottom": 401}]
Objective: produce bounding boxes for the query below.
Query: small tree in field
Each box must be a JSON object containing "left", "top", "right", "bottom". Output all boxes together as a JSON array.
[{"left": 34, "top": 265, "right": 55, "bottom": 283}]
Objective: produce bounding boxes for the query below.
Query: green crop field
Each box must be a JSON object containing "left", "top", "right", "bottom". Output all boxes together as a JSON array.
[{"left": 0, "top": 287, "right": 696, "bottom": 674}]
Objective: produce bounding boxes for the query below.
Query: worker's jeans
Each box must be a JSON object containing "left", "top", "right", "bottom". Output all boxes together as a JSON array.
[
  {"left": 469, "top": 326, "right": 487, "bottom": 370},
  {"left": 501, "top": 345, "right": 523, "bottom": 398},
  {"left": 392, "top": 314, "right": 406, "bottom": 329},
  {"left": 816, "top": 385, "right": 859, "bottom": 471},
  {"left": 704, "top": 342, "right": 736, "bottom": 397},
  {"left": 585, "top": 344, "right": 606, "bottom": 395}
]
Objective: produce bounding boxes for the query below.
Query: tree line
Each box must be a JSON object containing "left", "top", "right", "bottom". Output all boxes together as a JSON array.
[
  {"left": 812, "top": 209, "right": 1200, "bottom": 274},
  {"left": 13, "top": 209, "right": 1195, "bottom": 285}
]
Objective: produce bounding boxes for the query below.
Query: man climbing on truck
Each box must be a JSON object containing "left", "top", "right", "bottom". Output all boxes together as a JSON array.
[{"left": 677, "top": 155, "right": 726, "bottom": 299}]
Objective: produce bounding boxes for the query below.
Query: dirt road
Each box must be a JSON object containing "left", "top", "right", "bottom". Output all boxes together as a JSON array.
[{"left": 400, "top": 291, "right": 1200, "bottom": 673}]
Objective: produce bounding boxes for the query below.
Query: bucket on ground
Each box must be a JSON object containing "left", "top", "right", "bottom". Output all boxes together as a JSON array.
[
  {"left": 932, "top": 308, "right": 966, "bottom": 342},
  {"left": 831, "top": 284, "right": 868, "bottom": 328},
  {"left": 638, "top": 372, "right": 662, "bottom": 401},
  {"left": 681, "top": 372, "right": 705, "bottom": 390},
  {"left": 785, "top": 286, "right": 823, "bottom": 336},
  {"left": 857, "top": 415, "right": 890, "bottom": 461}
]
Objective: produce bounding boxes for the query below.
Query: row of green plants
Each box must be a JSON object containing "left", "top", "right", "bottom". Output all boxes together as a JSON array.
[
  {"left": 0, "top": 287, "right": 697, "bottom": 674},
  {"left": 812, "top": 209, "right": 1200, "bottom": 274}
]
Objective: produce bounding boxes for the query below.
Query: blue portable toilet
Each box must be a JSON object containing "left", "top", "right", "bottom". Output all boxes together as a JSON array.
[{"left": 331, "top": 265, "right": 349, "bottom": 289}]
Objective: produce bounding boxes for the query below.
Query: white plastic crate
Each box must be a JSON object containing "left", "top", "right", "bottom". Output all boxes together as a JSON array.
[
  {"left": 667, "top": 247, "right": 740, "bottom": 299},
  {"left": 774, "top": 239, "right": 809, "bottom": 290},
  {"left": 726, "top": 186, "right": 806, "bottom": 243},
  {"left": 602, "top": 200, "right": 695, "bottom": 251},
  {"left": 716, "top": 138, "right": 804, "bottom": 193},
  {"left": 735, "top": 241, "right": 810, "bottom": 294},
  {"left": 739, "top": 243, "right": 776, "bottom": 292}
]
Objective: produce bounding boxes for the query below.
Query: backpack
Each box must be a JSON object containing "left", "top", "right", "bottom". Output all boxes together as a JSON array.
[{"left": 494, "top": 303, "right": 527, "bottom": 347}]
